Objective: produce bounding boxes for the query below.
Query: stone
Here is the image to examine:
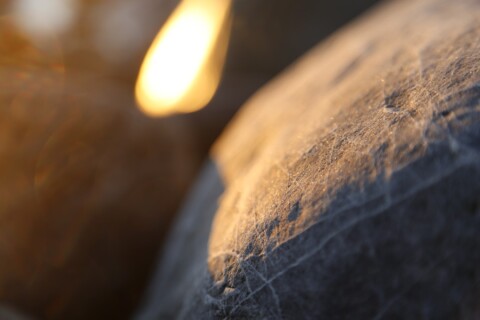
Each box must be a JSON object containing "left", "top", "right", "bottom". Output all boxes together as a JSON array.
[
  {"left": 138, "top": 0, "right": 480, "bottom": 318},
  {"left": 0, "top": 19, "right": 199, "bottom": 320}
]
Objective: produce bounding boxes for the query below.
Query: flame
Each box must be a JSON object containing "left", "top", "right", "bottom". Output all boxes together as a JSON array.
[{"left": 135, "top": 0, "right": 232, "bottom": 117}]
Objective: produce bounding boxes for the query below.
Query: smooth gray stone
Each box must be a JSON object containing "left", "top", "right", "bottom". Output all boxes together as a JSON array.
[{"left": 139, "top": 0, "right": 480, "bottom": 318}]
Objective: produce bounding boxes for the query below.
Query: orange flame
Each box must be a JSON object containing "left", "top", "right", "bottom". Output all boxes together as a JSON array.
[{"left": 135, "top": 0, "right": 232, "bottom": 117}]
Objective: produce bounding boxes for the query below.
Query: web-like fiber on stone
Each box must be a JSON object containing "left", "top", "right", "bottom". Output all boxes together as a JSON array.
[{"left": 140, "top": 0, "right": 480, "bottom": 319}]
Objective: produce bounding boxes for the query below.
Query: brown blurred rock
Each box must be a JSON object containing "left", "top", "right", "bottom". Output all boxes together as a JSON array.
[
  {"left": 138, "top": 0, "right": 480, "bottom": 318},
  {"left": 0, "top": 19, "right": 199, "bottom": 320}
]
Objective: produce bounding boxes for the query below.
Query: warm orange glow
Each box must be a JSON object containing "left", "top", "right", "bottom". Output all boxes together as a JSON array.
[{"left": 135, "top": 0, "right": 232, "bottom": 117}]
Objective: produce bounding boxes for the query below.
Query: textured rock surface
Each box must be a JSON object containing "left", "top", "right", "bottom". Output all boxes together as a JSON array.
[
  {"left": 0, "top": 19, "right": 198, "bottom": 320},
  {"left": 138, "top": 0, "right": 480, "bottom": 318}
]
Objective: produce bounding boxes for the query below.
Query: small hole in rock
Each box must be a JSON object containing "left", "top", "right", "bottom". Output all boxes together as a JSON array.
[{"left": 440, "top": 110, "right": 452, "bottom": 117}]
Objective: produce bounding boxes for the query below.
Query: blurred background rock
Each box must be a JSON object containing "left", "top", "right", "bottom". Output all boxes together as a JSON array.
[
  {"left": 0, "top": 17, "right": 198, "bottom": 319},
  {"left": 0, "top": 0, "right": 380, "bottom": 318}
]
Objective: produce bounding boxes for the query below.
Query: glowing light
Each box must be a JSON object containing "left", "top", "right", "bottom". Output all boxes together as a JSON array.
[
  {"left": 11, "top": 0, "right": 77, "bottom": 38},
  {"left": 136, "top": 0, "right": 232, "bottom": 117}
]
